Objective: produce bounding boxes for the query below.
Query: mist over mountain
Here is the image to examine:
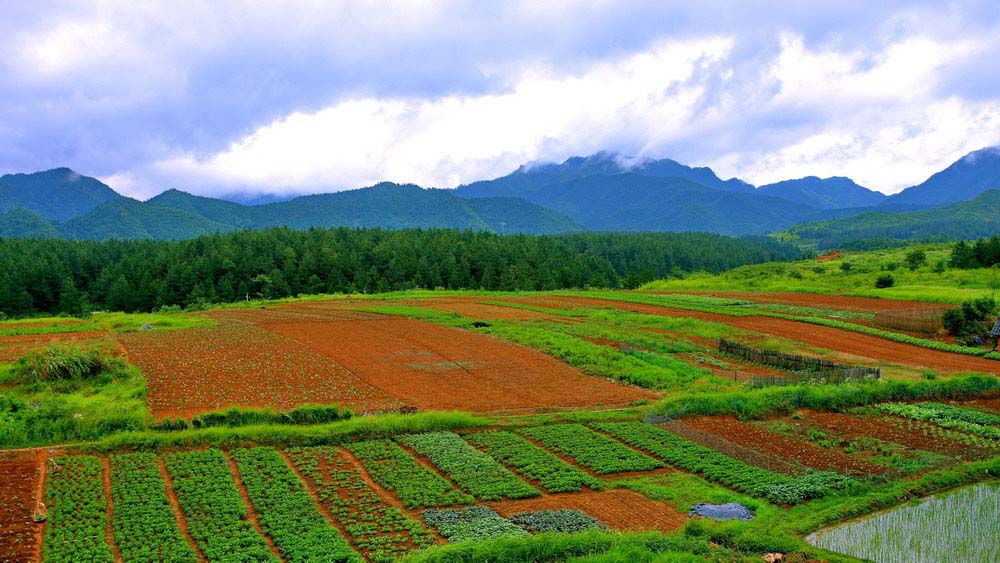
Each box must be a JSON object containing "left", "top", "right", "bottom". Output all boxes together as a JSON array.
[{"left": 0, "top": 148, "right": 998, "bottom": 242}]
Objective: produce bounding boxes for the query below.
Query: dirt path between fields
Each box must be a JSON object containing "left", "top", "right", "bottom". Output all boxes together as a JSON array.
[
  {"left": 156, "top": 457, "right": 206, "bottom": 562},
  {"left": 223, "top": 451, "right": 285, "bottom": 562}
]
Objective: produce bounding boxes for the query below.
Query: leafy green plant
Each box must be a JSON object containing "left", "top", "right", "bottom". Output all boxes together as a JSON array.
[
  {"left": 231, "top": 447, "right": 361, "bottom": 563},
  {"left": 509, "top": 510, "right": 608, "bottom": 534},
  {"left": 109, "top": 453, "right": 197, "bottom": 562},
  {"left": 286, "top": 446, "right": 433, "bottom": 562},
  {"left": 876, "top": 403, "right": 1000, "bottom": 439},
  {"left": 521, "top": 423, "right": 663, "bottom": 475},
  {"left": 345, "top": 440, "right": 472, "bottom": 508},
  {"left": 161, "top": 449, "right": 277, "bottom": 562},
  {"left": 42, "top": 455, "right": 114, "bottom": 563},
  {"left": 464, "top": 430, "right": 603, "bottom": 493},
  {"left": 398, "top": 432, "right": 540, "bottom": 501},
  {"left": 14, "top": 345, "right": 120, "bottom": 382},
  {"left": 421, "top": 506, "right": 528, "bottom": 543}
]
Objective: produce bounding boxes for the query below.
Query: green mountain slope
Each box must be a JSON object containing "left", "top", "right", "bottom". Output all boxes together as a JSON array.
[
  {"left": 59, "top": 198, "right": 237, "bottom": 240},
  {"left": 757, "top": 176, "right": 886, "bottom": 209},
  {"left": 0, "top": 168, "right": 122, "bottom": 221},
  {"left": 0, "top": 208, "right": 59, "bottom": 238},
  {"left": 785, "top": 190, "right": 1000, "bottom": 249},
  {"left": 885, "top": 147, "right": 1000, "bottom": 209}
]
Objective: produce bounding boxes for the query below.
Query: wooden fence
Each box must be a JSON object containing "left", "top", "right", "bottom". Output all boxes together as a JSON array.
[
  {"left": 873, "top": 307, "right": 946, "bottom": 334},
  {"left": 719, "top": 339, "right": 880, "bottom": 385}
]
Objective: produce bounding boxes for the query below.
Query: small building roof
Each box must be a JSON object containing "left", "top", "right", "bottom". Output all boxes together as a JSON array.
[{"left": 991, "top": 319, "right": 1000, "bottom": 338}]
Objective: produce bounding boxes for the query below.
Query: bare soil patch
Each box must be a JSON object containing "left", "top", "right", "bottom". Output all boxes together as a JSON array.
[
  {"left": 685, "top": 416, "right": 886, "bottom": 476},
  {"left": 120, "top": 318, "right": 399, "bottom": 421},
  {"left": 0, "top": 450, "right": 42, "bottom": 563},
  {"left": 0, "top": 331, "right": 110, "bottom": 362},
  {"left": 247, "top": 303, "right": 654, "bottom": 413},
  {"left": 487, "top": 488, "right": 686, "bottom": 533},
  {"left": 656, "top": 291, "right": 949, "bottom": 314}
]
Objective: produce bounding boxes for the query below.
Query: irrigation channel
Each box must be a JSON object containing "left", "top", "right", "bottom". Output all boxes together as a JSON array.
[{"left": 806, "top": 481, "right": 999, "bottom": 563}]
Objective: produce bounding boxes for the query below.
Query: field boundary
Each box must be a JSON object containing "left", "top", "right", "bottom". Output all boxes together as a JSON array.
[{"left": 719, "top": 339, "right": 880, "bottom": 383}]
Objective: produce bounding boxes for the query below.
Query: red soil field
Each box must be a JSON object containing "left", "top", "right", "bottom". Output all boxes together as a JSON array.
[
  {"left": 532, "top": 295, "right": 1000, "bottom": 375},
  {"left": 953, "top": 396, "right": 1000, "bottom": 414},
  {"left": 487, "top": 489, "right": 686, "bottom": 533},
  {"left": 120, "top": 318, "right": 400, "bottom": 420},
  {"left": 403, "top": 298, "right": 561, "bottom": 321},
  {"left": 658, "top": 290, "right": 949, "bottom": 314},
  {"left": 685, "top": 416, "right": 886, "bottom": 476},
  {"left": 801, "top": 411, "right": 1000, "bottom": 459},
  {"left": 245, "top": 303, "right": 654, "bottom": 413},
  {"left": 0, "top": 331, "right": 110, "bottom": 362},
  {"left": 0, "top": 451, "right": 42, "bottom": 563}
]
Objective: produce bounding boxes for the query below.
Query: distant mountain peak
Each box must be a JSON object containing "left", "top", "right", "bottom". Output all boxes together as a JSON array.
[{"left": 961, "top": 146, "right": 1000, "bottom": 164}]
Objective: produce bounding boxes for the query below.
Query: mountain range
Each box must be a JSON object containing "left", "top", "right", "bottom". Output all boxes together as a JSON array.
[{"left": 1, "top": 147, "right": 999, "bottom": 243}]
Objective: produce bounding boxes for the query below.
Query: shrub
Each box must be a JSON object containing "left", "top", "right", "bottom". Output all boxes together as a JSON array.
[
  {"left": 943, "top": 297, "right": 997, "bottom": 337},
  {"left": 874, "top": 274, "right": 895, "bottom": 288}
]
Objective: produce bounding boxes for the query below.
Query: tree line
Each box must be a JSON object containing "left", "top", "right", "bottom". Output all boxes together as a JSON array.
[
  {"left": 950, "top": 236, "right": 1000, "bottom": 269},
  {"left": 0, "top": 227, "right": 802, "bottom": 317}
]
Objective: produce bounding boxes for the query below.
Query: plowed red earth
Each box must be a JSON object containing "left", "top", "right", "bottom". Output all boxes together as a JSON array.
[
  {"left": 238, "top": 303, "right": 654, "bottom": 413},
  {"left": 802, "top": 411, "right": 1000, "bottom": 458},
  {"left": 487, "top": 489, "right": 686, "bottom": 533},
  {"left": 120, "top": 318, "right": 400, "bottom": 420},
  {"left": 0, "top": 331, "right": 110, "bottom": 362},
  {"left": 529, "top": 295, "right": 1000, "bottom": 375},
  {"left": 402, "top": 298, "right": 560, "bottom": 321},
  {"left": 660, "top": 291, "right": 950, "bottom": 314},
  {"left": 0, "top": 451, "right": 40, "bottom": 563},
  {"left": 685, "top": 416, "right": 885, "bottom": 475}
]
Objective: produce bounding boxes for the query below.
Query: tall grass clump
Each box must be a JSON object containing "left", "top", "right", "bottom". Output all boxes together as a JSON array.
[{"left": 14, "top": 345, "right": 120, "bottom": 382}]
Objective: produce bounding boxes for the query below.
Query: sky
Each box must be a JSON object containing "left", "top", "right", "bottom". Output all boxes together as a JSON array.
[{"left": 2, "top": 0, "right": 1000, "bottom": 199}]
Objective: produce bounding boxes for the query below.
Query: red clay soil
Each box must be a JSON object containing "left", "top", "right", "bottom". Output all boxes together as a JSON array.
[
  {"left": 0, "top": 331, "right": 111, "bottom": 362},
  {"left": 684, "top": 416, "right": 886, "bottom": 476},
  {"left": 248, "top": 305, "right": 654, "bottom": 413},
  {"left": 534, "top": 295, "right": 1000, "bottom": 375},
  {"left": 487, "top": 489, "right": 686, "bottom": 533},
  {"left": 802, "top": 411, "right": 1000, "bottom": 459},
  {"left": 951, "top": 395, "right": 1000, "bottom": 414},
  {"left": 403, "top": 298, "right": 561, "bottom": 321},
  {"left": 156, "top": 457, "right": 205, "bottom": 562},
  {"left": 656, "top": 291, "right": 950, "bottom": 314},
  {"left": 0, "top": 451, "right": 41, "bottom": 563},
  {"left": 120, "top": 318, "right": 400, "bottom": 421},
  {"left": 101, "top": 457, "right": 124, "bottom": 563}
]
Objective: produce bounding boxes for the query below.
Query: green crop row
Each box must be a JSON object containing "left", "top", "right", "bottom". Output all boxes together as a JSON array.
[
  {"left": 230, "top": 447, "right": 361, "bottom": 563},
  {"left": 508, "top": 510, "right": 607, "bottom": 534},
  {"left": 521, "top": 424, "right": 663, "bottom": 475},
  {"left": 346, "top": 440, "right": 473, "bottom": 508},
  {"left": 161, "top": 449, "right": 277, "bottom": 562},
  {"left": 918, "top": 402, "right": 1000, "bottom": 426},
  {"left": 464, "top": 430, "right": 603, "bottom": 493},
  {"left": 594, "top": 422, "right": 853, "bottom": 505},
  {"left": 876, "top": 403, "right": 1000, "bottom": 440},
  {"left": 42, "top": 455, "right": 114, "bottom": 563},
  {"left": 109, "top": 453, "right": 196, "bottom": 562},
  {"left": 398, "top": 432, "right": 540, "bottom": 501},
  {"left": 421, "top": 506, "right": 529, "bottom": 544},
  {"left": 286, "top": 446, "right": 433, "bottom": 562}
]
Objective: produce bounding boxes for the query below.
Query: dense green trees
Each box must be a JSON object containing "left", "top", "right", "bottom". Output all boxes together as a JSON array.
[
  {"left": 950, "top": 236, "right": 1000, "bottom": 269},
  {"left": 0, "top": 228, "right": 800, "bottom": 317}
]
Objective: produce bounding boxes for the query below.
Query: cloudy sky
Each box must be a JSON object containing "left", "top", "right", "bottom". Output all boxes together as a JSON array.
[{"left": 2, "top": 0, "right": 999, "bottom": 199}]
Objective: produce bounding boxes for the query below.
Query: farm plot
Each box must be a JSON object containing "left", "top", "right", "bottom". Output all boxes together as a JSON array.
[
  {"left": 41, "top": 455, "right": 113, "bottom": 563},
  {"left": 0, "top": 451, "right": 41, "bottom": 563},
  {"left": 487, "top": 489, "right": 687, "bottom": 533},
  {"left": 521, "top": 424, "right": 664, "bottom": 475},
  {"left": 683, "top": 416, "right": 887, "bottom": 476},
  {"left": 530, "top": 295, "right": 1000, "bottom": 375},
  {"left": 420, "top": 506, "right": 528, "bottom": 543},
  {"left": 108, "top": 453, "right": 197, "bottom": 562},
  {"left": 397, "top": 432, "right": 540, "bottom": 501},
  {"left": 285, "top": 446, "right": 433, "bottom": 561},
  {"left": 0, "top": 331, "right": 110, "bottom": 362},
  {"left": 230, "top": 447, "right": 361, "bottom": 563},
  {"left": 803, "top": 411, "right": 1000, "bottom": 459},
  {"left": 161, "top": 449, "right": 278, "bottom": 562},
  {"left": 508, "top": 510, "right": 606, "bottom": 534},
  {"left": 464, "top": 430, "right": 603, "bottom": 493},
  {"left": 876, "top": 403, "right": 1000, "bottom": 439},
  {"left": 594, "top": 422, "right": 850, "bottom": 505},
  {"left": 121, "top": 318, "right": 399, "bottom": 420},
  {"left": 246, "top": 302, "right": 652, "bottom": 413},
  {"left": 345, "top": 440, "right": 473, "bottom": 508}
]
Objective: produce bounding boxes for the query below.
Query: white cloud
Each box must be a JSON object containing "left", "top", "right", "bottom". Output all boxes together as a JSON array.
[{"left": 154, "top": 37, "right": 734, "bottom": 191}]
